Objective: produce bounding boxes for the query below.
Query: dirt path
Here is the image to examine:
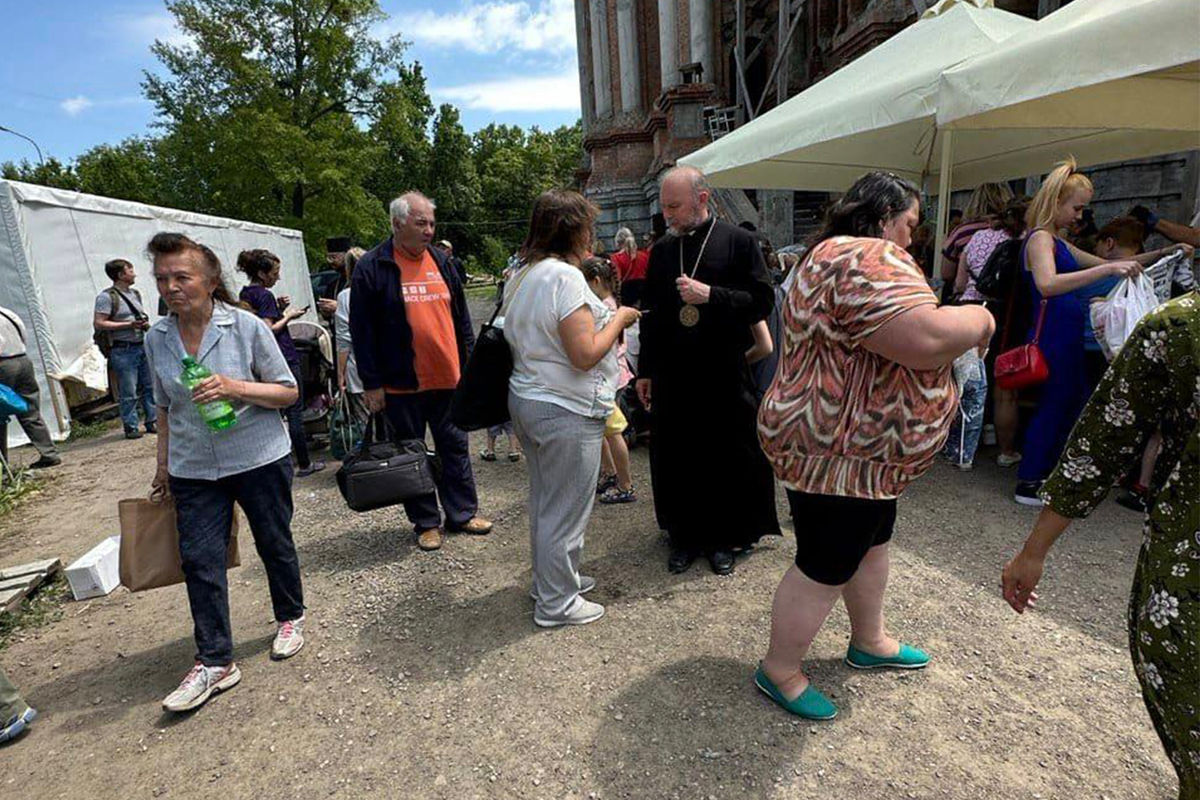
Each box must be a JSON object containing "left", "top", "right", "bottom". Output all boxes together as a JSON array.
[{"left": 0, "top": 425, "right": 1176, "bottom": 799}]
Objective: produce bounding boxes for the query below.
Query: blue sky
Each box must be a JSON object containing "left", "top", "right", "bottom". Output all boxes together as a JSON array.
[{"left": 0, "top": 0, "right": 582, "bottom": 166}]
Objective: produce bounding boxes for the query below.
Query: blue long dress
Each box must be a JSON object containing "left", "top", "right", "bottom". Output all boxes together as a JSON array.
[{"left": 1017, "top": 237, "right": 1093, "bottom": 484}]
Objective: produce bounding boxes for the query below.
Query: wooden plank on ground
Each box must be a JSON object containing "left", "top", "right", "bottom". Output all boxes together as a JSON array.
[
  {"left": 0, "top": 558, "right": 61, "bottom": 581},
  {"left": 0, "top": 587, "right": 26, "bottom": 613},
  {"left": 0, "top": 573, "right": 43, "bottom": 593}
]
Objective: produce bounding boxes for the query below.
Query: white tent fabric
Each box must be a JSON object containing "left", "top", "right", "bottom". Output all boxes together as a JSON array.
[
  {"left": 936, "top": 0, "right": 1200, "bottom": 184},
  {"left": 678, "top": 0, "right": 1035, "bottom": 191},
  {"left": 0, "top": 180, "right": 316, "bottom": 449}
]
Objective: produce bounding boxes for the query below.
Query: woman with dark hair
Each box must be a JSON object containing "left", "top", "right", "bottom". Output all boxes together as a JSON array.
[
  {"left": 144, "top": 233, "right": 307, "bottom": 713},
  {"left": 505, "top": 190, "right": 639, "bottom": 627},
  {"left": 755, "top": 172, "right": 995, "bottom": 719},
  {"left": 237, "top": 249, "right": 324, "bottom": 478}
]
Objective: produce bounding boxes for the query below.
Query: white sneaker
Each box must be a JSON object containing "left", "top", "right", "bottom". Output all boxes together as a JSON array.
[
  {"left": 534, "top": 598, "right": 606, "bottom": 628},
  {"left": 162, "top": 663, "right": 241, "bottom": 712},
  {"left": 530, "top": 576, "right": 595, "bottom": 600},
  {"left": 271, "top": 616, "right": 305, "bottom": 660},
  {"left": 956, "top": 461, "right": 974, "bottom": 471},
  {"left": 997, "top": 452, "right": 1023, "bottom": 468}
]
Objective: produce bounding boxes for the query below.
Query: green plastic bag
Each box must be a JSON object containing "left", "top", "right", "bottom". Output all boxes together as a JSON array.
[{"left": 329, "top": 392, "right": 365, "bottom": 461}]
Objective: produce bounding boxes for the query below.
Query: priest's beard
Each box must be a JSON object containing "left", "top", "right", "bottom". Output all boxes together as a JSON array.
[{"left": 667, "top": 208, "right": 709, "bottom": 237}]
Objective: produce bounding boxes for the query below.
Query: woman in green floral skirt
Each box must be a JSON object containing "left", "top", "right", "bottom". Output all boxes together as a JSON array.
[{"left": 1002, "top": 290, "right": 1199, "bottom": 799}]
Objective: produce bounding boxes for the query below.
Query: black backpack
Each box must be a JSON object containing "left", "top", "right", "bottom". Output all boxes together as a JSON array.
[{"left": 974, "top": 238, "right": 1024, "bottom": 302}]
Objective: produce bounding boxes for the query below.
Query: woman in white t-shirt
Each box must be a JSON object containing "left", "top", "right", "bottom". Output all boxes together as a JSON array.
[{"left": 505, "top": 190, "right": 639, "bottom": 628}]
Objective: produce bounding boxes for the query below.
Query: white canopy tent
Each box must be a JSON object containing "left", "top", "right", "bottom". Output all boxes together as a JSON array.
[
  {"left": 936, "top": 0, "right": 1200, "bottom": 184},
  {"left": 678, "top": 0, "right": 1034, "bottom": 193},
  {"left": 0, "top": 180, "right": 316, "bottom": 449}
]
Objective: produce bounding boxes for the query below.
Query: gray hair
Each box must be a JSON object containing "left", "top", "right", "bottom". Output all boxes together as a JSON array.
[
  {"left": 613, "top": 227, "right": 637, "bottom": 258},
  {"left": 659, "top": 165, "right": 710, "bottom": 201},
  {"left": 389, "top": 191, "right": 436, "bottom": 224}
]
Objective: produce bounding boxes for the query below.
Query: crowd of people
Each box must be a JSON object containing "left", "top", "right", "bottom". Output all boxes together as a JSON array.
[{"left": 0, "top": 158, "right": 1196, "bottom": 797}]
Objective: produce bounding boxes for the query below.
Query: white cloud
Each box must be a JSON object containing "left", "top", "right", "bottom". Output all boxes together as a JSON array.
[
  {"left": 384, "top": 0, "right": 576, "bottom": 55},
  {"left": 58, "top": 95, "right": 149, "bottom": 117},
  {"left": 60, "top": 96, "right": 94, "bottom": 116},
  {"left": 435, "top": 67, "right": 581, "bottom": 112},
  {"left": 113, "top": 11, "right": 195, "bottom": 50}
]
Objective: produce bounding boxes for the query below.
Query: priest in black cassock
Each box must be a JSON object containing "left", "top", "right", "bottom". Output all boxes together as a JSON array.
[{"left": 635, "top": 166, "right": 781, "bottom": 575}]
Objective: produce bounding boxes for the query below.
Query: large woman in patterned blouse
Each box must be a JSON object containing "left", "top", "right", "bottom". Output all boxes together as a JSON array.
[
  {"left": 754, "top": 172, "right": 995, "bottom": 720},
  {"left": 1003, "top": 291, "right": 1199, "bottom": 798}
]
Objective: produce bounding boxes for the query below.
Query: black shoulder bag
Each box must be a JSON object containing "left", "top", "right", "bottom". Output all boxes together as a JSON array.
[
  {"left": 450, "top": 264, "right": 539, "bottom": 431},
  {"left": 336, "top": 414, "right": 439, "bottom": 512}
]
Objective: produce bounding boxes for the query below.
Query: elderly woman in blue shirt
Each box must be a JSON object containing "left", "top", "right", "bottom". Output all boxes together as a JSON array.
[{"left": 143, "top": 233, "right": 307, "bottom": 713}]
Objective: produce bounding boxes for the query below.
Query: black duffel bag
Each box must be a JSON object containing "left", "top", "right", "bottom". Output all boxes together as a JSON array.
[{"left": 336, "top": 415, "right": 437, "bottom": 512}]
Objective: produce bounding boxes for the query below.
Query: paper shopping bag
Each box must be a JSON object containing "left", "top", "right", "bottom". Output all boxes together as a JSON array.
[{"left": 118, "top": 496, "right": 241, "bottom": 592}]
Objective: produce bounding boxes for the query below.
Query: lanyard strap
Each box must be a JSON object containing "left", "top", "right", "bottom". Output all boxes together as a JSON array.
[{"left": 679, "top": 219, "right": 717, "bottom": 280}]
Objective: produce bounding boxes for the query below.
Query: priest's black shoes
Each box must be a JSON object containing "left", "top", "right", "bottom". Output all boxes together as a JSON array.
[
  {"left": 708, "top": 550, "right": 735, "bottom": 575},
  {"left": 668, "top": 546, "right": 696, "bottom": 574}
]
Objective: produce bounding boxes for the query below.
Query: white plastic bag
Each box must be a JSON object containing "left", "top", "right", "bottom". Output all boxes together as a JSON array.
[{"left": 1090, "top": 273, "right": 1159, "bottom": 361}]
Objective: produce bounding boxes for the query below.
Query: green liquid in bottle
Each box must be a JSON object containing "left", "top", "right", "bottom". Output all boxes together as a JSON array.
[{"left": 180, "top": 356, "right": 238, "bottom": 431}]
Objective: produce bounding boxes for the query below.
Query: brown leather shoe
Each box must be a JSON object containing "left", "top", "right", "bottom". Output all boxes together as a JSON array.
[
  {"left": 451, "top": 517, "right": 493, "bottom": 536},
  {"left": 417, "top": 528, "right": 444, "bottom": 551}
]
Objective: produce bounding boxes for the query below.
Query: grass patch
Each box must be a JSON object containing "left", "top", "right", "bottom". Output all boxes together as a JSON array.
[
  {"left": 0, "top": 468, "right": 39, "bottom": 518},
  {"left": 0, "top": 573, "right": 70, "bottom": 653},
  {"left": 67, "top": 418, "right": 114, "bottom": 442},
  {"left": 465, "top": 283, "right": 500, "bottom": 302}
]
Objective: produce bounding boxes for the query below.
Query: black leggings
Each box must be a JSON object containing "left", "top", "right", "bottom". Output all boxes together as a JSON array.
[
  {"left": 787, "top": 490, "right": 897, "bottom": 585},
  {"left": 284, "top": 360, "right": 310, "bottom": 469}
]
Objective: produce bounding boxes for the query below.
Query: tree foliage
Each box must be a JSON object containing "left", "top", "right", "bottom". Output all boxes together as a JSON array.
[{"left": 1, "top": 0, "right": 583, "bottom": 275}]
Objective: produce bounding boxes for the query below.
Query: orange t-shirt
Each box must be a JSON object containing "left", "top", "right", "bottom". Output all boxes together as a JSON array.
[{"left": 386, "top": 248, "right": 460, "bottom": 393}]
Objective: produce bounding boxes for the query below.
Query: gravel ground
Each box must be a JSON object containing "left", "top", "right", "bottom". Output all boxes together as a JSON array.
[{"left": 0, "top": 303, "right": 1177, "bottom": 799}]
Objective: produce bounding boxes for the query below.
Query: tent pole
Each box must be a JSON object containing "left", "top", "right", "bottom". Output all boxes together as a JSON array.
[{"left": 933, "top": 128, "right": 955, "bottom": 292}]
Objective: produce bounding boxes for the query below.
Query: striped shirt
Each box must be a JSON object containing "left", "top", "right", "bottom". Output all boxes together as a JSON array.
[{"left": 758, "top": 237, "right": 957, "bottom": 499}]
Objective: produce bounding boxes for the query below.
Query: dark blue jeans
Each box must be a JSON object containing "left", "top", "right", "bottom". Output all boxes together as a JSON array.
[
  {"left": 109, "top": 343, "right": 155, "bottom": 432},
  {"left": 384, "top": 390, "right": 477, "bottom": 532},
  {"left": 169, "top": 456, "right": 304, "bottom": 666}
]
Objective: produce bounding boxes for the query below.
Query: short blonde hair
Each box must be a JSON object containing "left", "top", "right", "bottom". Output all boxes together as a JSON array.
[{"left": 1026, "top": 157, "right": 1094, "bottom": 232}]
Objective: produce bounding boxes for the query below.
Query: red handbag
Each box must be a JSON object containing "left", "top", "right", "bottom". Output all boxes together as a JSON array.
[{"left": 994, "top": 299, "right": 1049, "bottom": 390}]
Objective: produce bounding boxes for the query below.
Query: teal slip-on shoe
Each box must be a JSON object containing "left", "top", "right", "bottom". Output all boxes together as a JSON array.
[
  {"left": 754, "top": 666, "right": 837, "bottom": 721},
  {"left": 845, "top": 643, "right": 930, "bottom": 670}
]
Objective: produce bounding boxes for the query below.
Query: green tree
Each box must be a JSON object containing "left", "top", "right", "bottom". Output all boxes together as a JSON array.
[
  {"left": 427, "top": 104, "right": 482, "bottom": 258},
  {"left": 1, "top": 158, "right": 80, "bottom": 190},
  {"left": 143, "top": 0, "right": 411, "bottom": 266},
  {"left": 363, "top": 63, "right": 435, "bottom": 210},
  {"left": 74, "top": 138, "right": 165, "bottom": 204}
]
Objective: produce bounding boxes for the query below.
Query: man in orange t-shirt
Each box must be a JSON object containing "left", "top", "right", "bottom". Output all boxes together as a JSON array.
[{"left": 349, "top": 191, "right": 492, "bottom": 552}]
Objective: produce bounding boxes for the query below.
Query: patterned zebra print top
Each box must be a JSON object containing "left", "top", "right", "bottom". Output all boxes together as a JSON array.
[{"left": 757, "top": 236, "right": 957, "bottom": 499}]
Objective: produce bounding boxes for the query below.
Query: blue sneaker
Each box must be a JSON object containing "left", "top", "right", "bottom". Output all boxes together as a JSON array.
[
  {"left": 0, "top": 707, "right": 37, "bottom": 745},
  {"left": 845, "top": 642, "right": 930, "bottom": 670},
  {"left": 754, "top": 665, "right": 837, "bottom": 720}
]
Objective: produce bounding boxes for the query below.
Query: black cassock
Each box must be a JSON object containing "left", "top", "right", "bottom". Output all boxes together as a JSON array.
[{"left": 638, "top": 215, "right": 781, "bottom": 552}]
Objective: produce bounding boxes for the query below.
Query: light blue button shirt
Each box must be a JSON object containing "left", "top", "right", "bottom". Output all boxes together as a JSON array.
[{"left": 144, "top": 302, "right": 296, "bottom": 480}]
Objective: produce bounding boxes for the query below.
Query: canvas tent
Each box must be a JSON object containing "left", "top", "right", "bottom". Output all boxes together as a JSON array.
[
  {"left": 678, "top": 0, "right": 1035, "bottom": 192},
  {"left": 935, "top": 0, "right": 1200, "bottom": 184},
  {"left": 0, "top": 180, "right": 316, "bottom": 449}
]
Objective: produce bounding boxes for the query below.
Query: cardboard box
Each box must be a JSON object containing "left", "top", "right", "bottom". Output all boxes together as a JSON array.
[{"left": 65, "top": 536, "right": 121, "bottom": 600}]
